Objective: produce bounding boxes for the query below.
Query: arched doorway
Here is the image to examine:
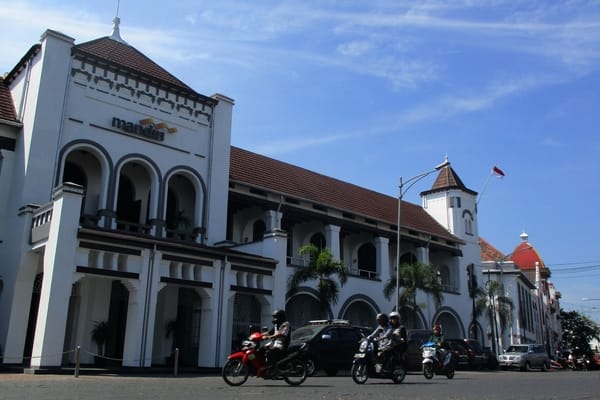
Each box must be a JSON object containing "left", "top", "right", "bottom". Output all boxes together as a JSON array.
[
  {"left": 231, "top": 294, "right": 262, "bottom": 351},
  {"left": 286, "top": 293, "right": 322, "bottom": 328},
  {"left": 342, "top": 300, "right": 376, "bottom": 328}
]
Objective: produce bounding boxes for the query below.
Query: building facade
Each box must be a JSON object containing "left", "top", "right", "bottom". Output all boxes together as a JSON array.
[
  {"left": 0, "top": 22, "right": 558, "bottom": 370},
  {"left": 480, "top": 234, "right": 562, "bottom": 356}
]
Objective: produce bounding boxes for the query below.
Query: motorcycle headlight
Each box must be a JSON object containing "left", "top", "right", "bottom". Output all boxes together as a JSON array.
[{"left": 359, "top": 341, "right": 368, "bottom": 352}]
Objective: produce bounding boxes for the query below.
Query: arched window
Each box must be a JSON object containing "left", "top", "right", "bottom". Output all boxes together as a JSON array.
[
  {"left": 357, "top": 242, "right": 376, "bottom": 278},
  {"left": 310, "top": 233, "right": 326, "bottom": 250},
  {"left": 463, "top": 210, "right": 474, "bottom": 236},
  {"left": 399, "top": 252, "right": 417, "bottom": 265}
]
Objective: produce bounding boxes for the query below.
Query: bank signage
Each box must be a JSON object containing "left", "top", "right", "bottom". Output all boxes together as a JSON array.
[{"left": 111, "top": 117, "right": 177, "bottom": 142}]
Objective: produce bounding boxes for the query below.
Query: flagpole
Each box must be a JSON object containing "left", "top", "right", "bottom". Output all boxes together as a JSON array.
[{"left": 476, "top": 170, "right": 493, "bottom": 207}]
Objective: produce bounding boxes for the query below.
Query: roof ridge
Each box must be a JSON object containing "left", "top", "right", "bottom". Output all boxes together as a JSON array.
[{"left": 230, "top": 146, "right": 461, "bottom": 244}]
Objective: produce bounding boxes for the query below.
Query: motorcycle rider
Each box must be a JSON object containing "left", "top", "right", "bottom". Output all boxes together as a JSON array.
[
  {"left": 379, "top": 311, "right": 407, "bottom": 371},
  {"left": 262, "top": 309, "right": 291, "bottom": 371},
  {"left": 428, "top": 323, "right": 446, "bottom": 362},
  {"left": 367, "top": 313, "right": 393, "bottom": 372}
]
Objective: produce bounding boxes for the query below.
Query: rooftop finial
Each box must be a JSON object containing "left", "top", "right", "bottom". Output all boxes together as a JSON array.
[
  {"left": 110, "top": 0, "right": 126, "bottom": 42},
  {"left": 520, "top": 230, "right": 528, "bottom": 242},
  {"left": 110, "top": 12, "right": 128, "bottom": 44},
  {"left": 111, "top": 16, "right": 122, "bottom": 41}
]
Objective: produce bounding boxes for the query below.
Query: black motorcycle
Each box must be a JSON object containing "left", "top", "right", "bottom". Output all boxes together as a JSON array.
[{"left": 350, "top": 338, "right": 406, "bottom": 384}]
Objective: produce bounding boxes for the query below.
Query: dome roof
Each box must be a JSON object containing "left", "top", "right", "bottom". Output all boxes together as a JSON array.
[{"left": 510, "top": 232, "right": 550, "bottom": 278}]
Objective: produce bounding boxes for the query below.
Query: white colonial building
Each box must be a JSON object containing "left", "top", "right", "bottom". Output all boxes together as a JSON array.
[
  {"left": 480, "top": 233, "right": 562, "bottom": 356},
  {"left": 0, "top": 20, "right": 559, "bottom": 371}
]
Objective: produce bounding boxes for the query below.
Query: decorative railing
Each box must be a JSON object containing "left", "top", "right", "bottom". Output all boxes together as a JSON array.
[{"left": 30, "top": 203, "right": 53, "bottom": 244}]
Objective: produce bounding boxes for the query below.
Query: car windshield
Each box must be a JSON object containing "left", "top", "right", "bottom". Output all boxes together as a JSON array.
[
  {"left": 291, "top": 325, "right": 323, "bottom": 342},
  {"left": 506, "top": 345, "right": 528, "bottom": 353}
]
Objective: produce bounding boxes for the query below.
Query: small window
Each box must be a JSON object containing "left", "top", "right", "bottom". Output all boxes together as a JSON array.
[{"left": 450, "top": 196, "right": 461, "bottom": 208}]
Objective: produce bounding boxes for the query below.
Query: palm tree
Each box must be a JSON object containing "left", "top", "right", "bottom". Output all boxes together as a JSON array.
[
  {"left": 383, "top": 262, "right": 443, "bottom": 325},
  {"left": 288, "top": 244, "right": 348, "bottom": 317},
  {"left": 474, "top": 280, "right": 514, "bottom": 354}
]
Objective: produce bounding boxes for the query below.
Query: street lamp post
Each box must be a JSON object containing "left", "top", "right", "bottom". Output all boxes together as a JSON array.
[{"left": 395, "top": 158, "right": 450, "bottom": 313}]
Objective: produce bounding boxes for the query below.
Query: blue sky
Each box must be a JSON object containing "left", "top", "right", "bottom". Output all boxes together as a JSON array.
[{"left": 2, "top": 1, "right": 600, "bottom": 322}]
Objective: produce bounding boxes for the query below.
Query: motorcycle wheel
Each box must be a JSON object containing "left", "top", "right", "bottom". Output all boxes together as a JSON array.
[
  {"left": 392, "top": 367, "right": 406, "bottom": 384},
  {"left": 282, "top": 359, "right": 308, "bottom": 386},
  {"left": 423, "top": 364, "right": 434, "bottom": 380},
  {"left": 351, "top": 363, "right": 369, "bottom": 384},
  {"left": 446, "top": 368, "right": 455, "bottom": 379},
  {"left": 222, "top": 359, "right": 249, "bottom": 386}
]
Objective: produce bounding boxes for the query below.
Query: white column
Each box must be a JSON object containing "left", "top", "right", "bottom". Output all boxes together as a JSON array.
[
  {"left": 374, "top": 237, "right": 390, "bottom": 282},
  {"left": 324, "top": 224, "right": 341, "bottom": 259},
  {"left": 30, "top": 184, "right": 84, "bottom": 368},
  {"left": 121, "top": 247, "right": 162, "bottom": 367},
  {"left": 416, "top": 246, "right": 429, "bottom": 264}
]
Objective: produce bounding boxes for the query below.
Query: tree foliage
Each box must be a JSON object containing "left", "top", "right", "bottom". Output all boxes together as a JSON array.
[
  {"left": 383, "top": 262, "right": 443, "bottom": 323},
  {"left": 560, "top": 309, "right": 600, "bottom": 357},
  {"left": 473, "top": 280, "right": 514, "bottom": 336},
  {"left": 287, "top": 244, "right": 348, "bottom": 316}
]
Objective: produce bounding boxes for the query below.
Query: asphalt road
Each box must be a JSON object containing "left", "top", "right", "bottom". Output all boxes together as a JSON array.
[{"left": 0, "top": 369, "right": 598, "bottom": 400}]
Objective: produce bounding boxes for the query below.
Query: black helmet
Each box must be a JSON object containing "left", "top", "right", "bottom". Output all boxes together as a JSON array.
[
  {"left": 376, "top": 313, "right": 389, "bottom": 325},
  {"left": 272, "top": 309, "right": 286, "bottom": 324}
]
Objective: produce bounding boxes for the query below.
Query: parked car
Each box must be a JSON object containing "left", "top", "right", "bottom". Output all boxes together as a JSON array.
[
  {"left": 445, "top": 339, "right": 476, "bottom": 369},
  {"left": 404, "top": 329, "right": 433, "bottom": 371},
  {"left": 445, "top": 338, "right": 498, "bottom": 370},
  {"left": 289, "top": 319, "right": 370, "bottom": 376},
  {"left": 498, "top": 344, "right": 550, "bottom": 371},
  {"left": 593, "top": 353, "right": 600, "bottom": 369}
]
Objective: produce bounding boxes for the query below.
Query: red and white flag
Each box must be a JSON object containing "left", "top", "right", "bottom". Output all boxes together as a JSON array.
[{"left": 492, "top": 165, "right": 505, "bottom": 178}]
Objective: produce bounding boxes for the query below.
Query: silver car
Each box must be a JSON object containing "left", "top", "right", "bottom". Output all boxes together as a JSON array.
[{"left": 498, "top": 344, "right": 550, "bottom": 371}]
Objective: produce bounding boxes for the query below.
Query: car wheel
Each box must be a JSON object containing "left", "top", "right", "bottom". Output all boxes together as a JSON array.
[
  {"left": 524, "top": 361, "right": 531, "bottom": 372},
  {"left": 541, "top": 362, "right": 548, "bottom": 372},
  {"left": 305, "top": 358, "right": 316, "bottom": 376}
]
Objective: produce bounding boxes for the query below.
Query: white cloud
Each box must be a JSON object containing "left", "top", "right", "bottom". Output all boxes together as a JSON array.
[{"left": 336, "top": 41, "right": 372, "bottom": 57}]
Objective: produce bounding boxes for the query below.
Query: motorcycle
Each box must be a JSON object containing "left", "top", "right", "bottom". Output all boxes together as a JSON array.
[
  {"left": 350, "top": 337, "right": 406, "bottom": 384},
  {"left": 222, "top": 332, "right": 308, "bottom": 386},
  {"left": 573, "top": 356, "right": 590, "bottom": 371},
  {"left": 421, "top": 341, "right": 455, "bottom": 379}
]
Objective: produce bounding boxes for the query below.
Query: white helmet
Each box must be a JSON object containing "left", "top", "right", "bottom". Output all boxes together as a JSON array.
[{"left": 389, "top": 311, "right": 400, "bottom": 319}]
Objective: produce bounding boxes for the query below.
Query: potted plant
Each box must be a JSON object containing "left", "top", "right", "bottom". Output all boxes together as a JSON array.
[{"left": 91, "top": 320, "right": 110, "bottom": 366}]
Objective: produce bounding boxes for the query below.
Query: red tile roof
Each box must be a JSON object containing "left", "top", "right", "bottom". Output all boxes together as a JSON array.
[
  {"left": 230, "top": 146, "right": 459, "bottom": 243},
  {"left": 74, "top": 37, "right": 214, "bottom": 103},
  {"left": 0, "top": 77, "right": 17, "bottom": 122},
  {"left": 480, "top": 237, "right": 505, "bottom": 261}
]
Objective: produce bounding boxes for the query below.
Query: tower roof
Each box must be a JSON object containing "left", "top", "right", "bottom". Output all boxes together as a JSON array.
[
  {"left": 421, "top": 164, "right": 477, "bottom": 196},
  {"left": 72, "top": 20, "right": 215, "bottom": 104}
]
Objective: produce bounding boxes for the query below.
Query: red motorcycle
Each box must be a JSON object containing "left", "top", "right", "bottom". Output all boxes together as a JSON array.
[{"left": 222, "top": 332, "right": 308, "bottom": 386}]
